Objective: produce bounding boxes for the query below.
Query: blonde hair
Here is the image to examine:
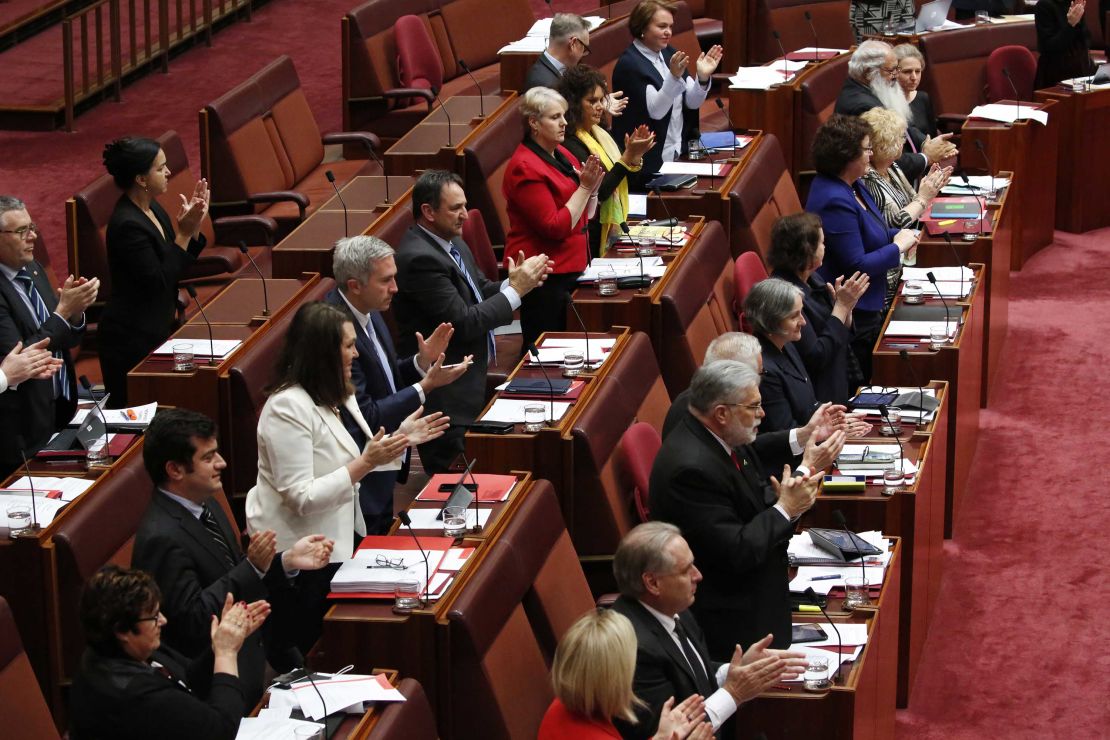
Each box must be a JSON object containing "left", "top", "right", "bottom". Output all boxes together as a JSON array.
[
  {"left": 551, "top": 609, "right": 643, "bottom": 724},
  {"left": 860, "top": 106, "right": 908, "bottom": 163},
  {"left": 521, "top": 87, "right": 567, "bottom": 134}
]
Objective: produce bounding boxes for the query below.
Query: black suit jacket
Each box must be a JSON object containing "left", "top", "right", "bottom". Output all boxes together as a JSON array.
[
  {"left": 324, "top": 287, "right": 421, "bottom": 515},
  {"left": 392, "top": 225, "right": 514, "bottom": 470},
  {"left": 612, "top": 597, "right": 722, "bottom": 740},
  {"left": 834, "top": 78, "right": 926, "bottom": 182},
  {"left": 757, "top": 336, "right": 820, "bottom": 434},
  {"left": 649, "top": 412, "right": 795, "bottom": 658},
  {"left": 772, "top": 270, "right": 852, "bottom": 405},
  {"left": 69, "top": 644, "right": 242, "bottom": 740},
  {"left": 524, "top": 54, "right": 562, "bottom": 91},
  {"left": 131, "top": 491, "right": 287, "bottom": 705},
  {"left": 0, "top": 260, "right": 81, "bottom": 471}
]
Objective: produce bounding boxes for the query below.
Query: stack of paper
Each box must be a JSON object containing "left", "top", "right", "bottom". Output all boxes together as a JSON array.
[
  {"left": 479, "top": 398, "right": 572, "bottom": 423},
  {"left": 329, "top": 548, "right": 445, "bottom": 594},
  {"left": 968, "top": 103, "right": 1049, "bottom": 125},
  {"left": 152, "top": 338, "right": 242, "bottom": 359},
  {"left": 940, "top": 175, "right": 1011, "bottom": 196},
  {"left": 578, "top": 257, "right": 666, "bottom": 282},
  {"left": 838, "top": 444, "right": 918, "bottom": 480},
  {"left": 781, "top": 643, "right": 859, "bottom": 682},
  {"left": 789, "top": 531, "right": 894, "bottom": 567},
  {"left": 500, "top": 16, "right": 604, "bottom": 53},
  {"left": 885, "top": 320, "right": 958, "bottom": 338},
  {"left": 901, "top": 266, "right": 974, "bottom": 284},
  {"left": 70, "top": 402, "right": 158, "bottom": 429},
  {"left": 789, "top": 564, "right": 887, "bottom": 595},
  {"left": 235, "top": 716, "right": 325, "bottom": 739},
  {"left": 266, "top": 673, "right": 406, "bottom": 722},
  {"left": 729, "top": 66, "right": 796, "bottom": 89},
  {"left": 404, "top": 507, "right": 492, "bottom": 530},
  {"left": 903, "top": 281, "right": 969, "bottom": 299},
  {"left": 7, "top": 476, "right": 95, "bottom": 502},
  {"left": 658, "top": 161, "right": 727, "bottom": 177},
  {"left": 625, "top": 224, "right": 687, "bottom": 244},
  {"left": 524, "top": 16, "right": 603, "bottom": 37},
  {"left": 0, "top": 491, "right": 68, "bottom": 527}
]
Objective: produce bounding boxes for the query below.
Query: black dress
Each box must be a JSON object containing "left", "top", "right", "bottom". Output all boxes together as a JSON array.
[
  {"left": 1034, "top": 0, "right": 1095, "bottom": 88},
  {"left": 907, "top": 91, "right": 938, "bottom": 138}
]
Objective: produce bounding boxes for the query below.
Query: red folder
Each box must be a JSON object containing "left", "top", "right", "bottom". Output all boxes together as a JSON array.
[{"left": 414, "top": 474, "right": 518, "bottom": 503}]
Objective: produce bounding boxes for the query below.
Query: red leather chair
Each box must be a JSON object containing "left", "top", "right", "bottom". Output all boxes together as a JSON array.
[
  {"left": 367, "top": 677, "right": 437, "bottom": 740},
  {"left": 734, "top": 250, "right": 768, "bottom": 327},
  {"left": 985, "top": 46, "right": 1037, "bottom": 103},
  {"left": 395, "top": 15, "right": 444, "bottom": 95},
  {"left": 0, "top": 597, "right": 60, "bottom": 740},
  {"left": 619, "top": 422, "right": 662, "bottom": 524},
  {"left": 461, "top": 208, "right": 499, "bottom": 283}
]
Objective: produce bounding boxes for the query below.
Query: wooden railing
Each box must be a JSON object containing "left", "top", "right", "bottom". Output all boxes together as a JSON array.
[{"left": 62, "top": 0, "right": 121, "bottom": 131}]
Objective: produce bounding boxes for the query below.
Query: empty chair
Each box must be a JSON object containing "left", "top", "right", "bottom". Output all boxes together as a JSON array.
[
  {"left": 734, "top": 251, "right": 769, "bottom": 326},
  {"left": 986, "top": 46, "right": 1037, "bottom": 103},
  {"left": 0, "top": 597, "right": 61, "bottom": 740},
  {"left": 727, "top": 134, "right": 801, "bottom": 259},
  {"left": 619, "top": 422, "right": 663, "bottom": 523}
]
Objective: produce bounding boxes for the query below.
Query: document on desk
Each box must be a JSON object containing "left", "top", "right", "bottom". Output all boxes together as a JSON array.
[
  {"left": 7, "top": 476, "right": 95, "bottom": 502},
  {"left": 729, "top": 66, "right": 796, "bottom": 89},
  {"left": 236, "top": 716, "right": 324, "bottom": 740},
  {"left": 404, "top": 507, "right": 491, "bottom": 531},
  {"left": 901, "top": 266, "right": 974, "bottom": 284},
  {"left": 70, "top": 401, "right": 158, "bottom": 428},
  {"left": 791, "top": 622, "right": 870, "bottom": 648},
  {"left": 789, "top": 564, "right": 887, "bottom": 595},
  {"left": 941, "top": 176, "right": 1011, "bottom": 196},
  {"left": 838, "top": 445, "right": 918, "bottom": 479},
  {"left": 903, "top": 280, "right": 969, "bottom": 299},
  {"left": 0, "top": 492, "right": 68, "bottom": 526},
  {"left": 578, "top": 257, "right": 666, "bottom": 281},
  {"left": 789, "top": 531, "right": 894, "bottom": 568},
  {"left": 330, "top": 548, "right": 446, "bottom": 593},
  {"left": 968, "top": 103, "right": 1048, "bottom": 126},
  {"left": 152, "top": 338, "right": 242, "bottom": 359},
  {"left": 525, "top": 16, "right": 604, "bottom": 37},
  {"left": 480, "top": 398, "right": 572, "bottom": 423},
  {"left": 285, "top": 673, "right": 406, "bottom": 721},
  {"left": 657, "top": 161, "right": 728, "bottom": 177},
  {"left": 885, "top": 320, "right": 958, "bottom": 338}
]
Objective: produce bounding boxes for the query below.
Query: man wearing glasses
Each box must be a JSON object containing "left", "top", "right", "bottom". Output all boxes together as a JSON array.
[
  {"left": 649, "top": 360, "right": 825, "bottom": 657},
  {"left": 0, "top": 195, "right": 99, "bottom": 475},
  {"left": 524, "top": 13, "right": 594, "bottom": 91}
]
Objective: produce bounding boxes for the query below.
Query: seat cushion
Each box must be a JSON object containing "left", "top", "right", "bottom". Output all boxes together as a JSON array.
[{"left": 271, "top": 88, "right": 326, "bottom": 184}]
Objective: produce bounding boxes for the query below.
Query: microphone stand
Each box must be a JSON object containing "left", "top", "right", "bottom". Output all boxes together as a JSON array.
[
  {"left": 898, "top": 349, "right": 932, "bottom": 426},
  {"left": 566, "top": 299, "right": 596, "bottom": 372},
  {"left": 366, "top": 146, "right": 391, "bottom": 207},
  {"left": 461, "top": 455, "right": 483, "bottom": 533},
  {"left": 877, "top": 403, "right": 905, "bottom": 482},
  {"left": 396, "top": 511, "right": 430, "bottom": 607},
  {"left": 433, "top": 89, "right": 453, "bottom": 147},
  {"left": 771, "top": 30, "right": 789, "bottom": 84},
  {"left": 958, "top": 173, "right": 985, "bottom": 240},
  {"left": 926, "top": 270, "right": 953, "bottom": 332},
  {"left": 527, "top": 345, "right": 556, "bottom": 425},
  {"left": 804, "top": 587, "right": 845, "bottom": 683},
  {"left": 238, "top": 241, "right": 270, "bottom": 318},
  {"left": 804, "top": 11, "right": 819, "bottom": 64},
  {"left": 326, "top": 169, "right": 349, "bottom": 238},
  {"left": 650, "top": 187, "right": 676, "bottom": 245},
  {"left": 457, "top": 59, "right": 485, "bottom": 118},
  {"left": 714, "top": 98, "right": 738, "bottom": 157},
  {"left": 1002, "top": 67, "right": 1022, "bottom": 123},
  {"left": 972, "top": 142, "right": 997, "bottom": 206},
  {"left": 833, "top": 510, "right": 870, "bottom": 605},
  {"left": 940, "top": 231, "right": 966, "bottom": 302},
  {"left": 79, "top": 375, "right": 112, "bottom": 464},
  {"left": 184, "top": 285, "right": 218, "bottom": 365},
  {"left": 14, "top": 435, "right": 40, "bottom": 536},
  {"left": 620, "top": 221, "right": 649, "bottom": 293}
]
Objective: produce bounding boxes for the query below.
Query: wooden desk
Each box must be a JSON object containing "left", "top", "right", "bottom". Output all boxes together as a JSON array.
[
  {"left": 1034, "top": 83, "right": 1110, "bottom": 233},
  {"left": 735, "top": 538, "right": 901, "bottom": 740},
  {"left": 570, "top": 218, "right": 705, "bottom": 336},
  {"left": 384, "top": 94, "right": 518, "bottom": 177},
  {"left": 871, "top": 266, "right": 985, "bottom": 538},
  {"left": 917, "top": 179, "right": 1012, "bottom": 405},
  {"left": 960, "top": 103, "right": 1059, "bottom": 269},
  {"left": 499, "top": 50, "right": 540, "bottom": 93},
  {"left": 127, "top": 274, "right": 322, "bottom": 422}
]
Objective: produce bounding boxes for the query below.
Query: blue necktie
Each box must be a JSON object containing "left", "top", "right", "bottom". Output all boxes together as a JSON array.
[
  {"left": 14, "top": 268, "right": 68, "bottom": 400},
  {"left": 448, "top": 245, "right": 496, "bottom": 363}
]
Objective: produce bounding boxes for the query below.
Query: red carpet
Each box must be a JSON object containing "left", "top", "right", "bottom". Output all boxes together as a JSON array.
[{"left": 895, "top": 227, "right": 1110, "bottom": 737}]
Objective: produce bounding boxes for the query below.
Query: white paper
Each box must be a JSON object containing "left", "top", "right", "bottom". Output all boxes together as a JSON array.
[
  {"left": 492, "top": 319, "right": 520, "bottom": 336},
  {"left": 540, "top": 336, "right": 618, "bottom": 351},
  {"left": 330, "top": 548, "right": 446, "bottom": 593},
  {"left": 525, "top": 16, "right": 604, "bottom": 37},
  {"left": 767, "top": 58, "right": 811, "bottom": 72},
  {"left": 968, "top": 103, "right": 1048, "bottom": 125},
  {"left": 404, "top": 507, "right": 491, "bottom": 530},
  {"left": 579, "top": 256, "right": 666, "bottom": 282},
  {"left": 794, "top": 622, "right": 870, "bottom": 648},
  {"left": 903, "top": 280, "right": 969, "bottom": 299},
  {"left": 885, "top": 320, "right": 958, "bottom": 338},
  {"left": 7, "top": 476, "right": 95, "bottom": 502},
  {"left": 792, "top": 46, "right": 849, "bottom": 55},
  {"left": 499, "top": 37, "right": 547, "bottom": 53},
  {"left": 236, "top": 716, "right": 323, "bottom": 740},
  {"left": 788, "top": 531, "right": 892, "bottom": 566},
  {"left": 438, "top": 547, "right": 473, "bottom": 571},
  {"left": 627, "top": 193, "right": 647, "bottom": 216},
  {"left": 789, "top": 564, "right": 886, "bottom": 595},
  {"left": 940, "top": 176, "right": 1010, "bottom": 196},
  {"left": 658, "top": 161, "right": 728, "bottom": 176},
  {"left": 70, "top": 402, "right": 158, "bottom": 428},
  {"left": 152, "top": 338, "right": 242, "bottom": 359},
  {"left": 729, "top": 66, "right": 795, "bottom": 89},
  {"left": 901, "top": 266, "right": 974, "bottom": 284},
  {"left": 290, "top": 674, "right": 406, "bottom": 721},
  {"left": 0, "top": 492, "right": 68, "bottom": 528},
  {"left": 780, "top": 644, "right": 859, "bottom": 682},
  {"left": 480, "top": 398, "right": 572, "bottom": 423}
]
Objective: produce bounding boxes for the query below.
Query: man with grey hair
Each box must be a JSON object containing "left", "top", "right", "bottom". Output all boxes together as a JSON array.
[
  {"left": 524, "top": 13, "right": 592, "bottom": 91},
  {"left": 611, "top": 522, "right": 806, "bottom": 739},
  {"left": 650, "top": 360, "right": 824, "bottom": 658},
  {"left": 325, "top": 234, "right": 469, "bottom": 531},
  {"left": 835, "top": 39, "right": 956, "bottom": 182},
  {"left": 0, "top": 196, "right": 98, "bottom": 475}
]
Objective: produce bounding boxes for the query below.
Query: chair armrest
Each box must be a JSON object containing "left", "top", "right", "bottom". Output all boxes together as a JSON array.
[
  {"left": 246, "top": 191, "right": 309, "bottom": 221},
  {"left": 213, "top": 215, "right": 279, "bottom": 247},
  {"left": 382, "top": 87, "right": 435, "bottom": 104},
  {"left": 322, "top": 131, "right": 382, "bottom": 156}
]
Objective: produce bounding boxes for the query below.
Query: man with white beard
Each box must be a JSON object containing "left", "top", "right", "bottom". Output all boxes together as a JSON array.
[{"left": 834, "top": 40, "right": 956, "bottom": 183}]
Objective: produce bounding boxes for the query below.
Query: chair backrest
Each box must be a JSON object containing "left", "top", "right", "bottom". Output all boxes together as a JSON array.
[
  {"left": 569, "top": 332, "right": 670, "bottom": 557},
  {"left": 619, "top": 422, "right": 662, "bottom": 524},
  {"left": 1083, "top": 0, "right": 1106, "bottom": 48},
  {"left": 754, "top": 0, "right": 853, "bottom": 64},
  {"left": 733, "top": 251, "right": 768, "bottom": 327},
  {"left": 920, "top": 23, "right": 1037, "bottom": 118},
  {"left": 495, "top": 480, "right": 594, "bottom": 664},
  {"left": 445, "top": 544, "right": 552, "bottom": 740},
  {"left": 985, "top": 45, "right": 1036, "bottom": 103},
  {"left": 0, "top": 597, "right": 61, "bottom": 740},
  {"left": 367, "top": 677, "right": 437, "bottom": 740},
  {"left": 395, "top": 15, "right": 444, "bottom": 94},
  {"left": 656, "top": 221, "right": 737, "bottom": 396},
  {"left": 67, "top": 168, "right": 121, "bottom": 309},
  {"left": 727, "top": 134, "right": 800, "bottom": 259},
  {"left": 797, "top": 52, "right": 851, "bottom": 173},
  {"left": 461, "top": 208, "right": 499, "bottom": 281},
  {"left": 461, "top": 98, "right": 523, "bottom": 245}
]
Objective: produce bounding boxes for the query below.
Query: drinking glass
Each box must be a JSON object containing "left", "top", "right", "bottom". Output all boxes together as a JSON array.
[
  {"left": 523, "top": 403, "right": 546, "bottom": 433},
  {"left": 173, "top": 343, "right": 195, "bottom": 372},
  {"left": 442, "top": 505, "right": 468, "bottom": 538}
]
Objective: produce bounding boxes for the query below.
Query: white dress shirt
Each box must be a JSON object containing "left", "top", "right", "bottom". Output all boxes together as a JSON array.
[
  {"left": 632, "top": 39, "right": 711, "bottom": 163},
  {"left": 336, "top": 290, "right": 425, "bottom": 404}
]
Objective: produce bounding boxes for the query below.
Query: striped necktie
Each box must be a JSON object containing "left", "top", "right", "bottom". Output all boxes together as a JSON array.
[
  {"left": 200, "top": 501, "right": 236, "bottom": 569},
  {"left": 448, "top": 244, "right": 496, "bottom": 363},
  {"left": 14, "top": 268, "right": 68, "bottom": 400}
]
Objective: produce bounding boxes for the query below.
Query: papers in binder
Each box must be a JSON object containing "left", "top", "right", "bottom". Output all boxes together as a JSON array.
[
  {"left": 578, "top": 257, "right": 666, "bottom": 282},
  {"left": 8, "top": 476, "right": 95, "bottom": 501}
]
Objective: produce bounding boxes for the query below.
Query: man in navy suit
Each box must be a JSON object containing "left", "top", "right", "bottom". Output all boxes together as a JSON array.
[
  {"left": 325, "top": 234, "right": 469, "bottom": 532},
  {"left": 0, "top": 196, "right": 98, "bottom": 475},
  {"left": 523, "top": 13, "right": 591, "bottom": 91}
]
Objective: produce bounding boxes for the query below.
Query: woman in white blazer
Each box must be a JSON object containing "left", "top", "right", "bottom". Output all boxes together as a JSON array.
[{"left": 246, "top": 302, "right": 444, "bottom": 559}]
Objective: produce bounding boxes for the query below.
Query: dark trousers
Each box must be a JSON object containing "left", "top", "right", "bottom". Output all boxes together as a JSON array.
[
  {"left": 520, "top": 272, "right": 581, "bottom": 353},
  {"left": 850, "top": 309, "right": 884, "bottom": 386}
]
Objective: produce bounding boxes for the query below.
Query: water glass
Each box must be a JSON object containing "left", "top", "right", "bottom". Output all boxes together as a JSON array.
[
  {"left": 523, "top": 403, "right": 547, "bottom": 433},
  {"left": 686, "top": 139, "right": 705, "bottom": 160},
  {"left": 635, "top": 240, "right": 656, "bottom": 258},
  {"left": 172, "top": 343, "right": 195, "bottom": 372},
  {"left": 881, "top": 17, "right": 896, "bottom": 36},
  {"left": 393, "top": 580, "right": 422, "bottom": 614},
  {"left": 883, "top": 468, "right": 905, "bottom": 494},
  {"left": 596, "top": 269, "right": 618, "bottom": 296},
  {"left": 903, "top": 281, "right": 924, "bottom": 304},
  {"left": 843, "top": 575, "right": 872, "bottom": 610},
  {"left": 929, "top": 325, "right": 948, "bottom": 350},
  {"left": 86, "top": 438, "right": 111, "bottom": 467},
  {"left": 975, "top": 10, "right": 990, "bottom": 24},
  {"left": 803, "top": 656, "right": 831, "bottom": 691},
  {"left": 293, "top": 726, "right": 324, "bottom": 740},
  {"left": 563, "top": 351, "right": 585, "bottom": 377},
  {"left": 442, "top": 505, "right": 468, "bottom": 538},
  {"left": 6, "top": 504, "right": 31, "bottom": 538},
  {"left": 879, "top": 408, "right": 902, "bottom": 436}
]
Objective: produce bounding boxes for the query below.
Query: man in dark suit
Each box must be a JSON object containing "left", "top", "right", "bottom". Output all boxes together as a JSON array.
[
  {"left": 0, "top": 196, "right": 98, "bottom": 475},
  {"left": 524, "top": 13, "right": 591, "bottom": 91},
  {"left": 835, "top": 40, "right": 956, "bottom": 183},
  {"left": 326, "top": 234, "right": 469, "bottom": 531},
  {"left": 132, "top": 409, "right": 334, "bottom": 705},
  {"left": 650, "top": 360, "right": 824, "bottom": 659},
  {"left": 392, "top": 170, "right": 550, "bottom": 473},
  {"left": 611, "top": 522, "right": 806, "bottom": 740}
]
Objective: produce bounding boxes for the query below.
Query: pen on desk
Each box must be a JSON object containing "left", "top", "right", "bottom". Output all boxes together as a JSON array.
[
  {"left": 888, "top": 343, "right": 919, "bottom": 349},
  {"left": 809, "top": 575, "right": 840, "bottom": 581}
]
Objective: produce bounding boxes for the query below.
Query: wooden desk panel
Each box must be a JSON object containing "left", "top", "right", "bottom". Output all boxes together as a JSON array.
[
  {"left": 1034, "top": 84, "right": 1110, "bottom": 233},
  {"left": 317, "top": 176, "right": 417, "bottom": 213},
  {"left": 383, "top": 123, "right": 472, "bottom": 176}
]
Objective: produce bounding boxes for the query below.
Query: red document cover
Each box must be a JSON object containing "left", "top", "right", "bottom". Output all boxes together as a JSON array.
[{"left": 414, "top": 474, "right": 518, "bottom": 503}]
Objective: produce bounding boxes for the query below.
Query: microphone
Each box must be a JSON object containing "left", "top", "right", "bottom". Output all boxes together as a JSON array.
[
  {"left": 457, "top": 59, "right": 485, "bottom": 118},
  {"left": 184, "top": 285, "right": 218, "bottom": 366},
  {"left": 459, "top": 455, "right": 484, "bottom": 534},
  {"left": 898, "top": 349, "right": 929, "bottom": 425},
  {"left": 804, "top": 586, "right": 845, "bottom": 683},
  {"left": 803, "top": 11, "right": 819, "bottom": 64},
  {"left": 958, "top": 172, "right": 985, "bottom": 238},
  {"left": 650, "top": 187, "right": 676, "bottom": 245},
  {"left": 565, "top": 298, "right": 595, "bottom": 372},
  {"left": 771, "top": 30, "right": 789, "bottom": 82},
  {"left": 1001, "top": 67, "right": 1022, "bottom": 121},
  {"left": 433, "top": 88, "right": 453, "bottom": 147},
  {"left": 396, "top": 510, "right": 430, "bottom": 606},
  {"left": 877, "top": 402, "right": 905, "bottom": 475},
  {"left": 13, "top": 435, "right": 40, "bottom": 535},
  {"left": 832, "top": 510, "right": 869, "bottom": 601},
  {"left": 925, "top": 271, "right": 953, "bottom": 335},
  {"left": 238, "top": 242, "right": 270, "bottom": 317},
  {"left": 713, "top": 98, "right": 738, "bottom": 155},
  {"left": 940, "top": 231, "right": 966, "bottom": 302},
  {"left": 527, "top": 344, "right": 556, "bottom": 426},
  {"left": 620, "top": 222, "right": 649, "bottom": 292},
  {"left": 79, "top": 375, "right": 111, "bottom": 462},
  {"left": 972, "top": 142, "right": 996, "bottom": 204},
  {"left": 365, "top": 146, "right": 391, "bottom": 206},
  {"left": 326, "top": 170, "right": 349, "bottom": 238}
]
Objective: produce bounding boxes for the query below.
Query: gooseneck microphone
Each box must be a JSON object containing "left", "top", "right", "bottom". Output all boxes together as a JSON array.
[
  {"left": 877, "top": 403, "right": 905, "bottom": 477},
  {"left": 527, "top": 344, "right": 556, "bottom": 425},
  {"left": 650, "top": 187, "right": 676, "bottom": 244},
  {"left": 620, "top": 222, "right": 649, "bottom": 292},
  {"left": 460, "top": 455, "right": 483, "bottom": 533},
  {"left": 714, "top": 98, "right": 738, "bottom": 155},
  {"left": 366, "top": 146, "right": 391, "bottom": 206},
  {"left": 14, "top": 435, "right": 40, "bottom": 534},
  {"left": 396, "top": 510, "right": 430, "bottom": 606},
  {"left": 184, "top": 285, "right": 217, "bottom": 365},
  {"left": 771, "top": 30, "right": 789, "bottom": 81},
  {"left": 433, "top": 88, "right": 453, "bottom": 147},
  {"left": 79, "top": 375, "right": 111, "bottom": 460},
  {"left": 833, "top": 510, "right": 869, "bottom": 597},
  {"left": 804, "top": 587, "right": 845, "bottom": 682},
  {"left": 899, "top": 349, "right": 929, "bottom": 424},
  {"left": 565, "top": 298, "right": 594, "bottom": 372},
  {"left": 457, "top": 59, "right": 485, "bottom": 118},
  {"left": 925, "top": 270, "right": 953, "bottom": 330},
  {"left": 972, "top": 141, "right": 996, "bottom": 204},
  {"left": 941, "top": 231, "right": 967, "bottom": 301},
  {"left": 959, "top": 172, "right": 986, "bottom": 238},
  {"left": 1001, "top": 67, "right": 1022, "bottom": 122},
  {"left": 803, "top": 11, "right": 819, "bottom": 64},
  {"left": 326, "top": 170, "right": 349, "bottom": 238},
  {"left": 238, "top": 241, "right": 270, "bottom": 317}
]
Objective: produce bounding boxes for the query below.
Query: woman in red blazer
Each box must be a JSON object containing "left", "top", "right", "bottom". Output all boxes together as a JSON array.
[{"left": 503, "top": 87, "right": 603, "bottom": 352}]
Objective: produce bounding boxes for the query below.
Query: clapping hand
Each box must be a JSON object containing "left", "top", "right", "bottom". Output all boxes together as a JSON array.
[
  {"left": 829, "top": 272, "right": 870, "bottom": 314},
  {"left": 283, "top": 534, "right": 335, "bottom": 571},
  {"left": 507, "top": 251, "right": 551, "bottom": 295},
  {"left": 771, "top": 465, "right": 821, "bottom": 519},
  {"left": 741, "top": 633, "right": 808, "bottom": 680},
  {"left": 1, "top": 339, "right": 62, "bottom": 386},
  {"left": 246, "top": 529, "right": 277, "bottom": 572},
  {"left": 652, "top": 694, "right": 712, "bottom": 740},
  {"left": 1067, "top": 0, "right": 1085, "bottom": 25},
  {"left": 623, "top": 125, "right": 657, "bottom": 165},
  {"left": 579, "top": 155, "right": 604, "bottom": 192},
  {"left": 177, "top": 177, "right": 210, "bottom": 238},
  {"left": 695, "top": 45, "right": 724, "bottom": 81},
  {"left": 396, "top": 406, "right": 451, "bottom": 445},
  {"left": 606, "top": 90, "right": 628, "bottom": 117},
  {"left": 362, "top": 427, "right": 409, "bottom": 467},
  {"left": 415, "top": 323, "right": 454, "bottom": 372}
]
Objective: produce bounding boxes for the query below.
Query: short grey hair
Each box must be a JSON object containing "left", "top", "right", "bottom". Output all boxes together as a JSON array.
[
  {"left": 688, "top": 360, "right": 760, "bottom": 414},
  {"left": 894, "top": 43, "right": 924, "bottom": 68},
  {"left": 333, "top": 235, "right": 395, "bottom": 288},
  {"left": 613, "top": 522, "right": 682, "bottom": 598},
  {"left": 521, "top": 86, "right": 567, "bottom": 125},
  {"left": 549, "top": 13, "right": 589, "bottom": 45},
  {"left": 0, "top": 196, "right": 27, "bottom": 224},
  {"left": 849, "top": 40, "right": 892, "bottom": 82},
  {"left": 704, "top": 332, "right": 761, "bottom": 369},
  {"left": 743, "top": 278, "right": 803, "bottom": 338}
]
